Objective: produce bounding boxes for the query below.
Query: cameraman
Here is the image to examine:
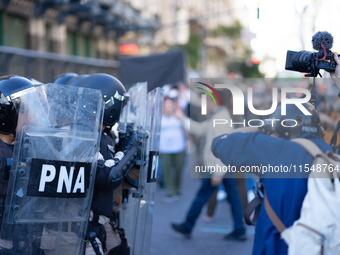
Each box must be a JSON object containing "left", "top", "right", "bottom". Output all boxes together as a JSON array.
[
  {"left": 329, "top": 52, "right": 340, "bottom": 89},
  {"left": 211, "top": 103, "right": 331, "bottom": 255}
]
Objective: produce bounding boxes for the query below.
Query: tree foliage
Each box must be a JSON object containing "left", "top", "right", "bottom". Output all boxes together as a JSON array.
[
  {"left": 179, "top": 33, "right": 202, "bottom": 69},
  {"left": 210, "top": 20, "right": 242, "bottom": 39}
]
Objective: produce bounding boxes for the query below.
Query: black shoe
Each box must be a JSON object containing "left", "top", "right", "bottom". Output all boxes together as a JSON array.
[
  {"left": 223, "top": 230, "right": 247, "bottom": 241},
  {"left": 171, "top": 223, "right": 191, "bottom": 239}
]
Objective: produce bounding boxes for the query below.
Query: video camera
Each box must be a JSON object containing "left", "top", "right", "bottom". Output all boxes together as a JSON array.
[{"left": 285, "top": 31, "right": 337, "bottom": 77}]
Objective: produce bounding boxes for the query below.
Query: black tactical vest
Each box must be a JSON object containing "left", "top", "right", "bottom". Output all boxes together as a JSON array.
[
  {"left": 0, "top": 140, "right": 13, "bottom": 197},
  {"left": 0, "top": 139, "right": 13, "bottom": 226}
]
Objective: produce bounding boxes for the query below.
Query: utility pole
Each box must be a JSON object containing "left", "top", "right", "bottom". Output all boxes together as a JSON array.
[{"left": 173, "top": 0, "right": 178, "bottom": 46}]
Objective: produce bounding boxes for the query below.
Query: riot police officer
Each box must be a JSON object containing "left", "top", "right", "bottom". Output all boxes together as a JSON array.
[
  {"left": 77, "top": 73, "right": 140, "bottom": 255},
  {"left": 0, "top": 75, "right": 35, "bottom": 253}
]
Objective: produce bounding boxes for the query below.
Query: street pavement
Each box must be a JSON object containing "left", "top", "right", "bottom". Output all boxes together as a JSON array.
[{"left": 150, "top": 155, "right": 255, "bottom": 255}]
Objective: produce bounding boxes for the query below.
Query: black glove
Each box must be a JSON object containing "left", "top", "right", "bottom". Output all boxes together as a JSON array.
[
  {"left": 104, "top": 132, "right": 143, "bottom": 191},
  {"left": 116, "top": 124, "right": 134, "bottom": 152},
  {"left": 120, "top": 129, "right": 144, "bottom": 152}
]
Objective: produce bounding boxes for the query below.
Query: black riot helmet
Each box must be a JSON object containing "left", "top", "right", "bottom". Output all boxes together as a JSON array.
[
  {"left": 67, "top": 74, "right": 90, "bottom": 87},
  {"left": 54, "top": 73, "right": 78, "bottom": 85},
  {"left": 0, "top": 75, "right": 35, "bottom": 134},
  {"left": 78, "top": 73, "right": 128, "bottom": 126},
  {"left": 260, "top": 102, "right": 320, "bottom": 140}
]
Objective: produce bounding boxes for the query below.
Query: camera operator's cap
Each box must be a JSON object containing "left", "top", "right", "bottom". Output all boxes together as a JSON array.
[
  {"left": 259, "top": 119, "right": 276, "bottom": 135},
  {"left": 267, "top": 102, "right": 320, "bottom": 140}
]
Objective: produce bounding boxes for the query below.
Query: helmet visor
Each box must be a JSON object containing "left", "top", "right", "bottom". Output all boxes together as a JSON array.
[{"left": 6, "top": 86, "right": 36, "bottom": 111}]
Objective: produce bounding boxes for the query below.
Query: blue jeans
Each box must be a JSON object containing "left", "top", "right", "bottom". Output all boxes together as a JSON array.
[{"left": 183, "top": 178, "right": 245, "bottom": 234}]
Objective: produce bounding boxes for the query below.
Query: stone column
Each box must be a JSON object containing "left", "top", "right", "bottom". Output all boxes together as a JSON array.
[
  {"left": 50, "top": 23, "right": 67, "bottom": 54},
  {"left": 97, "top": 38, "right": 107, "bottom": 59},
  {"left": 27, "top": 18, "right": 45, "bottom": 51},
  {"left": 107, "top": 38, "right": 116, "bottom": 60}
]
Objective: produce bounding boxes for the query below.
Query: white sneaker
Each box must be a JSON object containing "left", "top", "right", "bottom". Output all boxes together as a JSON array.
[
  {"left": 247, "top": 190, "right": 255, "bottom": 203},
  {"left": 217, "top": 190, "right": 227, "bottom": 201},
  {"left": 203, "top": 215, "right": 213, "bottom": 222},
  {"left": 163, "top": 195, "right": 179, "bottom": 203}
]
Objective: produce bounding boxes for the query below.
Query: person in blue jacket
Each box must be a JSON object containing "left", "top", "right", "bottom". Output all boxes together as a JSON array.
[{"left": 212, "top": 102, "right": 332, "bottom": 255}]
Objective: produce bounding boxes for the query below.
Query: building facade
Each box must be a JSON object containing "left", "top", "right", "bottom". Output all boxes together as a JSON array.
[{"left": 0, "top": 0, "right": 158, "bottom": 82}]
